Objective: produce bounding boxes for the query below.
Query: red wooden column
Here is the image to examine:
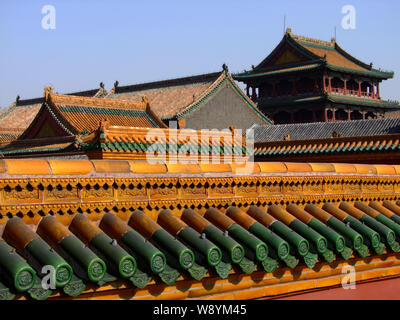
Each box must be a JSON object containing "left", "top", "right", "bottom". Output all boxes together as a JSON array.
[
  {"left": 322, "top": 75, "right": 326, "bottom": 92},
  {"left": 312, "top": 110, "right": 317, "bottom": 122},
  {"left": 347, "top": 110, "right": 351, "bottom": 120},
  {"left": 272, "top": 82, "right": 277, "bottom": 98},
  {"left": 344, "top": 79, "right": 347, "bottom": 95},
  {"left": 313, "top": 79, "right": 319, "bottom": 94},
  {"left": 377, "top": 83, "right": 381, "bottom": 99},
  {"left": 328, "top": 77, "right": 332, "bottom": 93},
  {"left": 324, "top": 108, "right": 329, "bottom": 122},
  {"left": 332, "top": 108, "right": 336, "bottom": 122},
  {"left": 291, "top": 79, "right": 297, "bottom": 96},
  {"left": 251, "top": 86, "right": 257, "bottom": 101},
  {"left": 362, "top": 111, "right": 366, "bottom": 120},
  {"left": 358, "top": 80, "right": 362, "bottom": 97}
]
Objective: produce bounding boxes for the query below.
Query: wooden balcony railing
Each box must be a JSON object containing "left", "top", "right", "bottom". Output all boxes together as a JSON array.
[{"left": 330, "top": 87, "right": 375, "bottom": 99}]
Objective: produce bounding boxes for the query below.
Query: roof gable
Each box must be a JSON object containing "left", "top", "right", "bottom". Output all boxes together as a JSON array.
[
  {"left": 273, "top": 47, "right": 305, "bottom": 65},
  {"left": 172, "top": 71, "right": 272, "bottom": 125},
  {"left": 251, "top": 34, "right": 319, "bottom": 71}
]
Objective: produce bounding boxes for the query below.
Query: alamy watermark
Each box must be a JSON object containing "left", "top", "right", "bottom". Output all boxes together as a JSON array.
[
  {"left": 41, "top": 265, "right": 56, "bottom": 290},
  {"left": 341, "top": 265, "right": 356, "bottom": 289},
  {"left": 41, "top": 5, "right": 56, "bottom": 30},
  {"left": 144, "top": 122, "right": 255, "bottom": 174},
  {"left": 341, "top": 5, "right": 356, "bottom": 30}
]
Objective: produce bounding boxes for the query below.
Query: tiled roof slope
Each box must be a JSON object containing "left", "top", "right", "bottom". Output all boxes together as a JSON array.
[
  {"left": 108, "top": 69, "right": 271, "bottom": 124},
  {"left": 0, "top": 86, "right": 108, "bottom": 142},
  {"left": 108, "top": 72, "right": 220, "bottom": 118},
  {"left": 291, "top": 33, "right": 369, "bottom": 72},
  {"left": 254, "top": 133, "right": 400, "bottom": 163},
  {"left": 0, "top": 160, "right": 400, "bottom": 300},
  {"left": 0, "top": 99, "right": 43, "bottom": 131},
  {"left": 0, "top": 128, "right": 25, "bottom": 146},
  {"left": 254, "top": 118, "right": 400, "bottom": 142}
]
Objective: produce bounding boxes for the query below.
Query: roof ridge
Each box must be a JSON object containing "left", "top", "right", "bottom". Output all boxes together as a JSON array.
[
  {"left": 255, "top": 132, "right": 400, "bottom": 147},
  {"left": 256, "top": 117, "right": 400, "bottom": 129},
  {"left": 45, "top": 87, "right": 148, "bottom": 111},
  {"left": 6, "top": 86, "right": 106, "bottom": 108},
  {"left": 15, "top": 97, "right": 44, "bottom": 106},
  {"left": 114, "top": 72, "right": 221, "bottom": 94},
  {"left": 103, "top": 125, "right": 236, "bottom": 137},
  {"left": 289, "top": 31, "right": 335, "bottom": 48}
]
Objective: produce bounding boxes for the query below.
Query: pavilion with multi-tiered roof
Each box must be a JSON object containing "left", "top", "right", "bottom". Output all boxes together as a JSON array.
[{"left": 234, "top": 28, "right": 399, "bottom": 124}]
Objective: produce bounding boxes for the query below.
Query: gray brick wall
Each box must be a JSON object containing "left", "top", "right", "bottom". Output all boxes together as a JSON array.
[{"left": 184, "top": 86, "right": 268, "bottom": 130}]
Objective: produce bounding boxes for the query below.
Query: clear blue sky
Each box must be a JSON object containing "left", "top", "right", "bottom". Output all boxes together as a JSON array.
[{"left": 0, "top": 0, "right": 399, "bottom": 109}]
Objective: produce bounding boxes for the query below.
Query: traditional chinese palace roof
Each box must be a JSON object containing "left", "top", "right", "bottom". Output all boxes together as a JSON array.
[
  {"left": 107, "top": 68, "right": 271, "bottom": 124},
  {"left": 254, "top": 118, "right": 400, "bottom": 142},
  {"left": 0, "top": 159, "right": 400, "bottom": 300},
  {"left": 0, "top": 124, "right": 249, "bottom": 160},
  {"left": 17, "top": 87, "right": 166, "bottom": 141},
  {"left": 234, "top": 29, "right": 394, "bottom": 81},
  {"left": 233, "top": 29, "right": 400, "bottom": 118},
  {"left": 252, "top": 118, "right": 400, "bottom": 163},
  {"left": 0, "top": 85, "right": 108, "bottom": 145},
  {"left": 254, "top": 133, "right": 400, "bottom": 164}
]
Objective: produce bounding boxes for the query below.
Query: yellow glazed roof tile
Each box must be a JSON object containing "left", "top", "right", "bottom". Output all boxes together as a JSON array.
[
  {"left": 128, "top": 161, "right": 167, "bottom": 174},
  {"left": 0, "top": 160, "right": 6, "bottom": 173},
  {"left": 258, "top": 162, "right": 287, "bottom": 173},
  {"left": 91, "top": 160, "right": 131, "bottom": 173},
  {"left": 166, "top": 163, "right": 201, "bottom": 174},
  {"left": 374, "top": 165, "right": 396, "bottom": 175},
  {"left": 199, "top": 164, "right": 232, "bottom": 173},
  {"left": 5, "top": 159, "right": 50, "bottom": 175},
  {"left": 332, "top": 163, "right": 357, "bottom": 174},
  {"left": 49, "top": 160, "right": 94, "bottom": 175},
  {"left": 231, "top": 162, "right": 261, "bottom": 174},
  {"left": 354, "top": 164, "right": 378, "bottom": 175},
  {"left": 394, "top": 165, "right": 400, "bottom": 175},
  {"left": 309, "top": 163, "right": 335, "bottom": 172},
  {"left": 284, "top": 162, "right": 312, "bottom": 172}
]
